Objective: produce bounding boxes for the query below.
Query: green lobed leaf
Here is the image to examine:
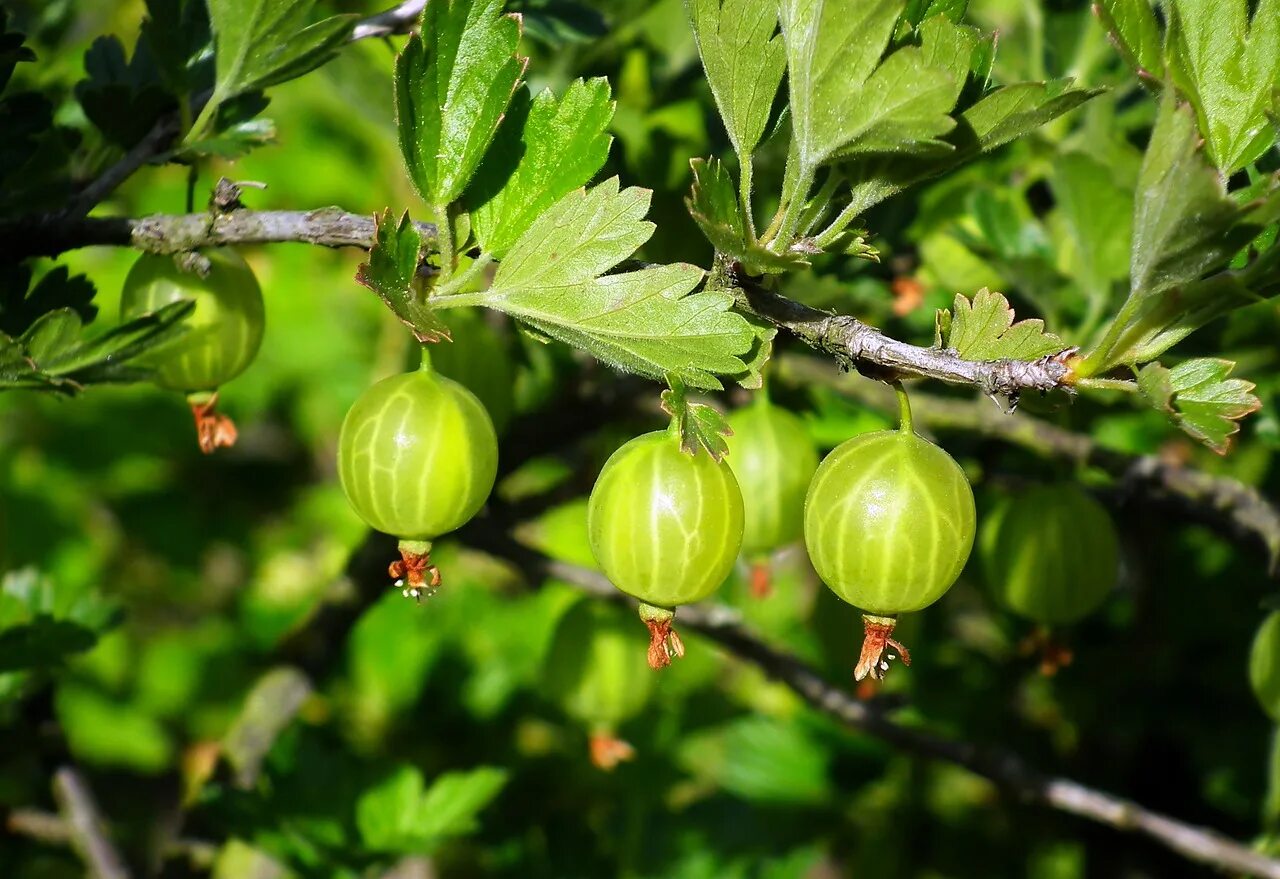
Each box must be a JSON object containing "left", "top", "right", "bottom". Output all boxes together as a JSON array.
[
  {"left": 355, "top": 210, "right": 450, "bottom": 343},
  {"left": 1128, "top": 98, "right": 1258, "bottom": 303},
  {"left": 1137, "top": 358, "right": 1261, "bottom": 453},
  {"left": 73, "top": 34, "right": 174, "bottom": 148},
  {"left": 958, "top": 79, "right": 1102, "bottom": 153},
  {"left": 935, "top": 287, "right": 1069, "bottom": 361},
  {"left": 0, "top": 10, "right": 36, "bottom": 94},
  {"left": 357, "top": 764, "right": 508, "bottom": 853},
  {"left": 1167, "top": 0, "right": 1280, "bottom": 173},
  {"left": 1049, "top": 151, "right": 1133, "bottom": 298},
  {"left": 23, "top": 300, "right": 193, "bottom": 383},
  {"left": 395, "top": 0, "right": 526, "bottom": 207},
  {"left": 686, "top": 158, "right": 808, "bottom": 273},
  {"left": 446, "top": 178, "right": 760, "bottom": 389},
  {"left": 1, "top": 299, "right": 193, "bottom": 392},
  {"left": 685, "top": 0, "right": 787, "bottom": 161},
  {"left": 900, "top": 0, "right": 968, "bottom": 28},
  {"left": 139, "top": 0, "right": 213, "bottom": 100},
  {"left": 835, "top": 79, "right": 1100, "bottom": 219},
  {"left": 416, "top": 766, "right": 509, "bottom": 839},
  {"left": 677, "top": 716, "right": 832, "bottom": 806},
  {"left": 468, "top": 78, "right": 614, "bottom": 258},
  {"left": 0, "top": 568, "right": 118, "bottom": 673},
  {"left": 1094, "top": 0, "right": 1163, "bottom": 81},
  {"left": 1079, "top": 100, "right": 1279, "bottom": 373},
  {"left": 206, "top": 0, "right": 355, "bottom": 102},
  {"left": 779, "top": 0, "right": 961, "bottom": 167},
  {"left": 660, "top": 373, "right": 733, "bottom": 460},
  {"left": 0, "top": 265, "right": 97, "bottom": 338}
]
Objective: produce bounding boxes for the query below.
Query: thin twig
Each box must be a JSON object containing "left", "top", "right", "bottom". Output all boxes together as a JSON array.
[
  {"left": 0, "top": 205, "right": 1067, "bottom": 395},
  {"left": 61, "top": 116, "right": 182, "bottom": 220},
  {"left": 737, "top": 280, "right": 1073, "bottom": 396},
  {"left": 51, "top": 767, "right": 131, "bottom": 879},
  {"left": 463, "top": 524, "right": 1280, "bottom": 879},
  {"left": 0, "top": 208, "right": 436, "bottom": 261},
  {"left": 352, "top": 0, "right": 427, "bottom": 41},
  {"left": 779, "top": 355, "right": 1280, "bottom": 574}
]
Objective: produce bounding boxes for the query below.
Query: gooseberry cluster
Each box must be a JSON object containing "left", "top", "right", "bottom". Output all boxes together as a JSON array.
[{"left": 117, "top": 247, "right": 1116, "bottom": 685}]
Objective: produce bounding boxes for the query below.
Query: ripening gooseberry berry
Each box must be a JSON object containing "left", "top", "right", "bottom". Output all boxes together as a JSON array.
[
  {"left": 337, "top": 350, "right": 498, "bottom": 598},
  {"left": 803, "top": 383, "right": 975, "bottom": 681},
  {"left": 981, "top": 484, "right": 1120, "bottom": 626},
  {"left": 724, "top": 393, "right": 819, "bottom": 597},
  {"left": 543, "top": 598, "right": 655, "bottom": 769},
  {"left": 588, "top": 427, "right": 744, "bottom": 669},
  {"left": 1251, "top": 612, "right": 1280, "bottom": 721},
  {"left": 120, "top": 249, "right": 265, "bottom": 452}
]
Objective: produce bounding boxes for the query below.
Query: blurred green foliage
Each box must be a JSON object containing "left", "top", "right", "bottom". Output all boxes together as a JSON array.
[{"left": 1, "top": 1, "right": 1279, "bottom": 877}]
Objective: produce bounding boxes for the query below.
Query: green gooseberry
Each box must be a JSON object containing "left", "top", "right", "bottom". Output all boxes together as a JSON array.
[
  {"left": 337, "top": 356, "right": 498, "bottom": 597},
  {"left": 724, "top": 396, "right": 819, "bottom": 557},
  {"left": 981, "top": 484, "right": 1120, "bottom": 625},
  {"left": 120, "top": 249, "right": 264, "bottom": 393},
  {"left": 725, "top": 394, "right": 819, "bottom": 598},
  {"left": 543, "top": 598, "right": 655, "bottom": 768},
  {"left": 120, "top": 249, "right": 265, "bottom": 452},
  {"left": 803, "top": 385, "right": 975, "bottom": 681},
  {"left": 1251, "top": 611, "right": 1280, "bottom": 722},
  {"left": 588, "top": 428, "right": 744, "bottom": 668}
]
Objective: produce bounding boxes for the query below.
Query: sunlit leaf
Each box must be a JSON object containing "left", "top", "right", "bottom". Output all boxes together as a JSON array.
[
  {"left": 395, "top": 0, "right": 525, "bottom": 207},
  {"left": 1138, "top": 358, "right": 1261, "bottom": 453},
  {"left": 935, "top": 287, "right": 1068, "bottom": 361}
]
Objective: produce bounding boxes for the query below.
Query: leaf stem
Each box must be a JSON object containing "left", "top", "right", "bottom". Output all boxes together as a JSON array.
[
  {"left": 814, "top": 195, "right": 862, "bottom": 249},
  {"left": 1074, "top": 376, "right": 1138, "bottom": 393},
  {"left": 739, "top": 155, "right": 756, "bottom": 240},
  {"left": 435, "top": 203, "right": 455, "bottom": 282},
  {"left": 769, "top": 162, "right": 814, "bottom": 251},
  {"left": 183, "top": 91, "right": 222, "bottom": 148},
  {"left": 434, "top": 254, "right": 493, "bottom": 297}
]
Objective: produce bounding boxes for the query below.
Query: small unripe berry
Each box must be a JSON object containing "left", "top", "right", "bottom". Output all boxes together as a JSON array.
[
  {"left": 338, "top": 359, "right": 498, "bottom": 596},
  {"left": 588, "top": 429, "right": 744, "bottom": 667},
  {"left": 803, "top": 385, "right": 975, "bottom": 681}
]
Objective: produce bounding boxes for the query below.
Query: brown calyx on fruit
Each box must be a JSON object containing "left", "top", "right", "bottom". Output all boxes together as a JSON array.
[
  {"left": 639, "top": 603, "right": 684, "bottom": 670},
  {"left": 749, "top": 559, "right": 772, "bottom": 599},
  {"left": 390, "top": 540, "right": 440, "bottom": 603},
  {"left": 854, "top": 613, "right": 911, "bottom": 682},
  {"left": 189, "top": 392, "right": 238, "bottom": 453},
  {"left": 588, "top": 732, "right": 636, "bottom": 771},
  {"left": 1018, "top": 626, "right": 1074, "bottom": 676}
]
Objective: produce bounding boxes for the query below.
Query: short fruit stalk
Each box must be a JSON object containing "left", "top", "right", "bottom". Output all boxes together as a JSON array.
[
  {"left": 120, "top": 249, "right": 265, "bottom": 453},
  {"left": 587, "top": 405, "right": 745, "bottom": 669},
  {"left": 337, "top": 345, "right": 498, "bottom": 596},
  {"left": 803, "top": 382, "right": 976, "bottom": 682}
]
